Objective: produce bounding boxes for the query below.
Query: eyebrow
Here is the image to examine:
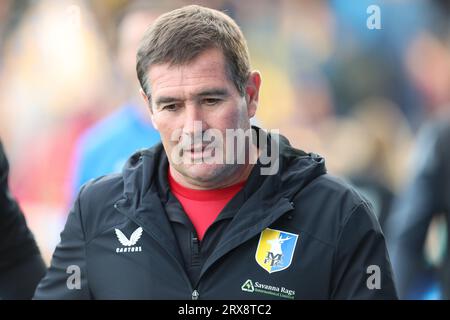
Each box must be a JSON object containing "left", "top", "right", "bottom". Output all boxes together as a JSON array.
[
  {"left": 196, "top": 88, "right": 229, "bottom": 98},
  {"left": 155, "top": 96, "right": 179, "bottom": 106},
  {"left": 154, "top": 88, "right": 230, "bottom": 108}
]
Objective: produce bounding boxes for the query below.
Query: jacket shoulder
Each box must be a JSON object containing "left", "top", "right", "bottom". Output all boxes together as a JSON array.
[
  {"left": 79, "top": 173, "right": 124, "bottom": 204},
  {"left": 75, "top": 173, "right": 126, "bottom": 242},
  {"left": 291, "top": 173, "right": 381, "bottom": 247}
]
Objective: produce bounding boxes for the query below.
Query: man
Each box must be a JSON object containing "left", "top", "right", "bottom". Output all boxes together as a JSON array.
[
  {"left": 386, "top": 22, "right": 450, "bottom": 299},
  {"left": 0, "top": 141, "right": 46, "bottom": 299},
  {"left": 35, "top": 5, "right": 397, "bottom": 299},
  {"left": 387, "top": 117, "right": 450, "bottom": 299}
]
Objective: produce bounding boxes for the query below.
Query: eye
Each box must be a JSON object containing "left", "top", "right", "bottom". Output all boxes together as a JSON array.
[
  {"left": 203, "top": 98, "right": 221, "bottom": 106},
  {"left": 162, "top": 104, "right": 179, "bottom": 112}
]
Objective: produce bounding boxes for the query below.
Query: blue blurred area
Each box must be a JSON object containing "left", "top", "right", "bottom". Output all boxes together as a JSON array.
[{"left": 71, "top": 104, "right": 160, "bottom": 198}]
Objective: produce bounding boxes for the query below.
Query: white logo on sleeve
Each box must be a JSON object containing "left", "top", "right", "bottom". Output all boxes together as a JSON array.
[{"left": 115, "top": 227, "right": 143, "bottom": 253}]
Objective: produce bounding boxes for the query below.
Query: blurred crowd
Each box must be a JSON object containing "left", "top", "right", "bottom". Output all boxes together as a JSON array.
[{"left": 0, "top": 0, "right": 449, "bottom": 299}]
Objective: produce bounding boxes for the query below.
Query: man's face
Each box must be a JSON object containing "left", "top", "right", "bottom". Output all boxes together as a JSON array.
[{"left": 143, "top": 47, "right": 260, "bottom": 187}]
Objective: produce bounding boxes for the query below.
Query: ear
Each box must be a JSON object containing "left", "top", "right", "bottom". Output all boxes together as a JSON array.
[
  {"left": 245, "top": 71, "right": 261, "bottom": 119},
  {"left": 140, "top": 88, "right": 159, "bottom": 130}
]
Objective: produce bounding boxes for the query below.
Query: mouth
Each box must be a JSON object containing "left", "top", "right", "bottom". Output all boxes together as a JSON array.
[
  {"left": 181, "top": 144, "right": 219, "bottom": 161},
  {"left": 184, "top": 145, "right": 209, "bottom": 153}
]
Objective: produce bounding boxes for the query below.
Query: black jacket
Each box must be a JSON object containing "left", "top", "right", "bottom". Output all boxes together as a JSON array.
[
  {"left": 34, "top": 128, "right": 397, "bottom": 299},
  {"left": 0, "top": 141, "right": 46, "bottom": 299}
]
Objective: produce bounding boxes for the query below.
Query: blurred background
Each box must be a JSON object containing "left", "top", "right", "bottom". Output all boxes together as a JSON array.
[{"left": 0, "top": 0, "right": 449, "bottom": 299}]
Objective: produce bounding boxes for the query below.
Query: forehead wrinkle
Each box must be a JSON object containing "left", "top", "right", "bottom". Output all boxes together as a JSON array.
[
  {"left": 150, "top": 53, "right": 227, "bottom": 85},
  {"left": 152, "top": 72, "right": 230, "bottom": 101},
  {"left": 149, "top": 48, "right": 235, "bottom": 101}
]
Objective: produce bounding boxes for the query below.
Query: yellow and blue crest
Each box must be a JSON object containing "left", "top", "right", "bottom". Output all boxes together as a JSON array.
[{"left": 255, "top": 228, "right": 299, "bottom": 273}]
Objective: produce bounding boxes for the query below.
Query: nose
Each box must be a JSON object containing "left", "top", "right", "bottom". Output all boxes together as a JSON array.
[{"left": 182, "top": 103, "right": 207, "bottom": 139}]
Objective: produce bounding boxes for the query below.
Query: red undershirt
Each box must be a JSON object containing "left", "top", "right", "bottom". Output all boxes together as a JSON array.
[{"left": 168, "top": 168, "right": 246, "bottom": 241}]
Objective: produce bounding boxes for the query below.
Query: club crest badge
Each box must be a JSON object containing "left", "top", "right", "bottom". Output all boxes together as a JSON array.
[{"left": 255, "top": 228, "right": 299, "bottom": 273}]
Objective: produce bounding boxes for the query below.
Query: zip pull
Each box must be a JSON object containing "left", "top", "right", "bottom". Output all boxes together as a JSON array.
[
  {"left": 191, "top": 234, "right": 201, "bottom": 266},
  {"left": 192, "top": 289, "right": 199, "bottom": 300}
]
